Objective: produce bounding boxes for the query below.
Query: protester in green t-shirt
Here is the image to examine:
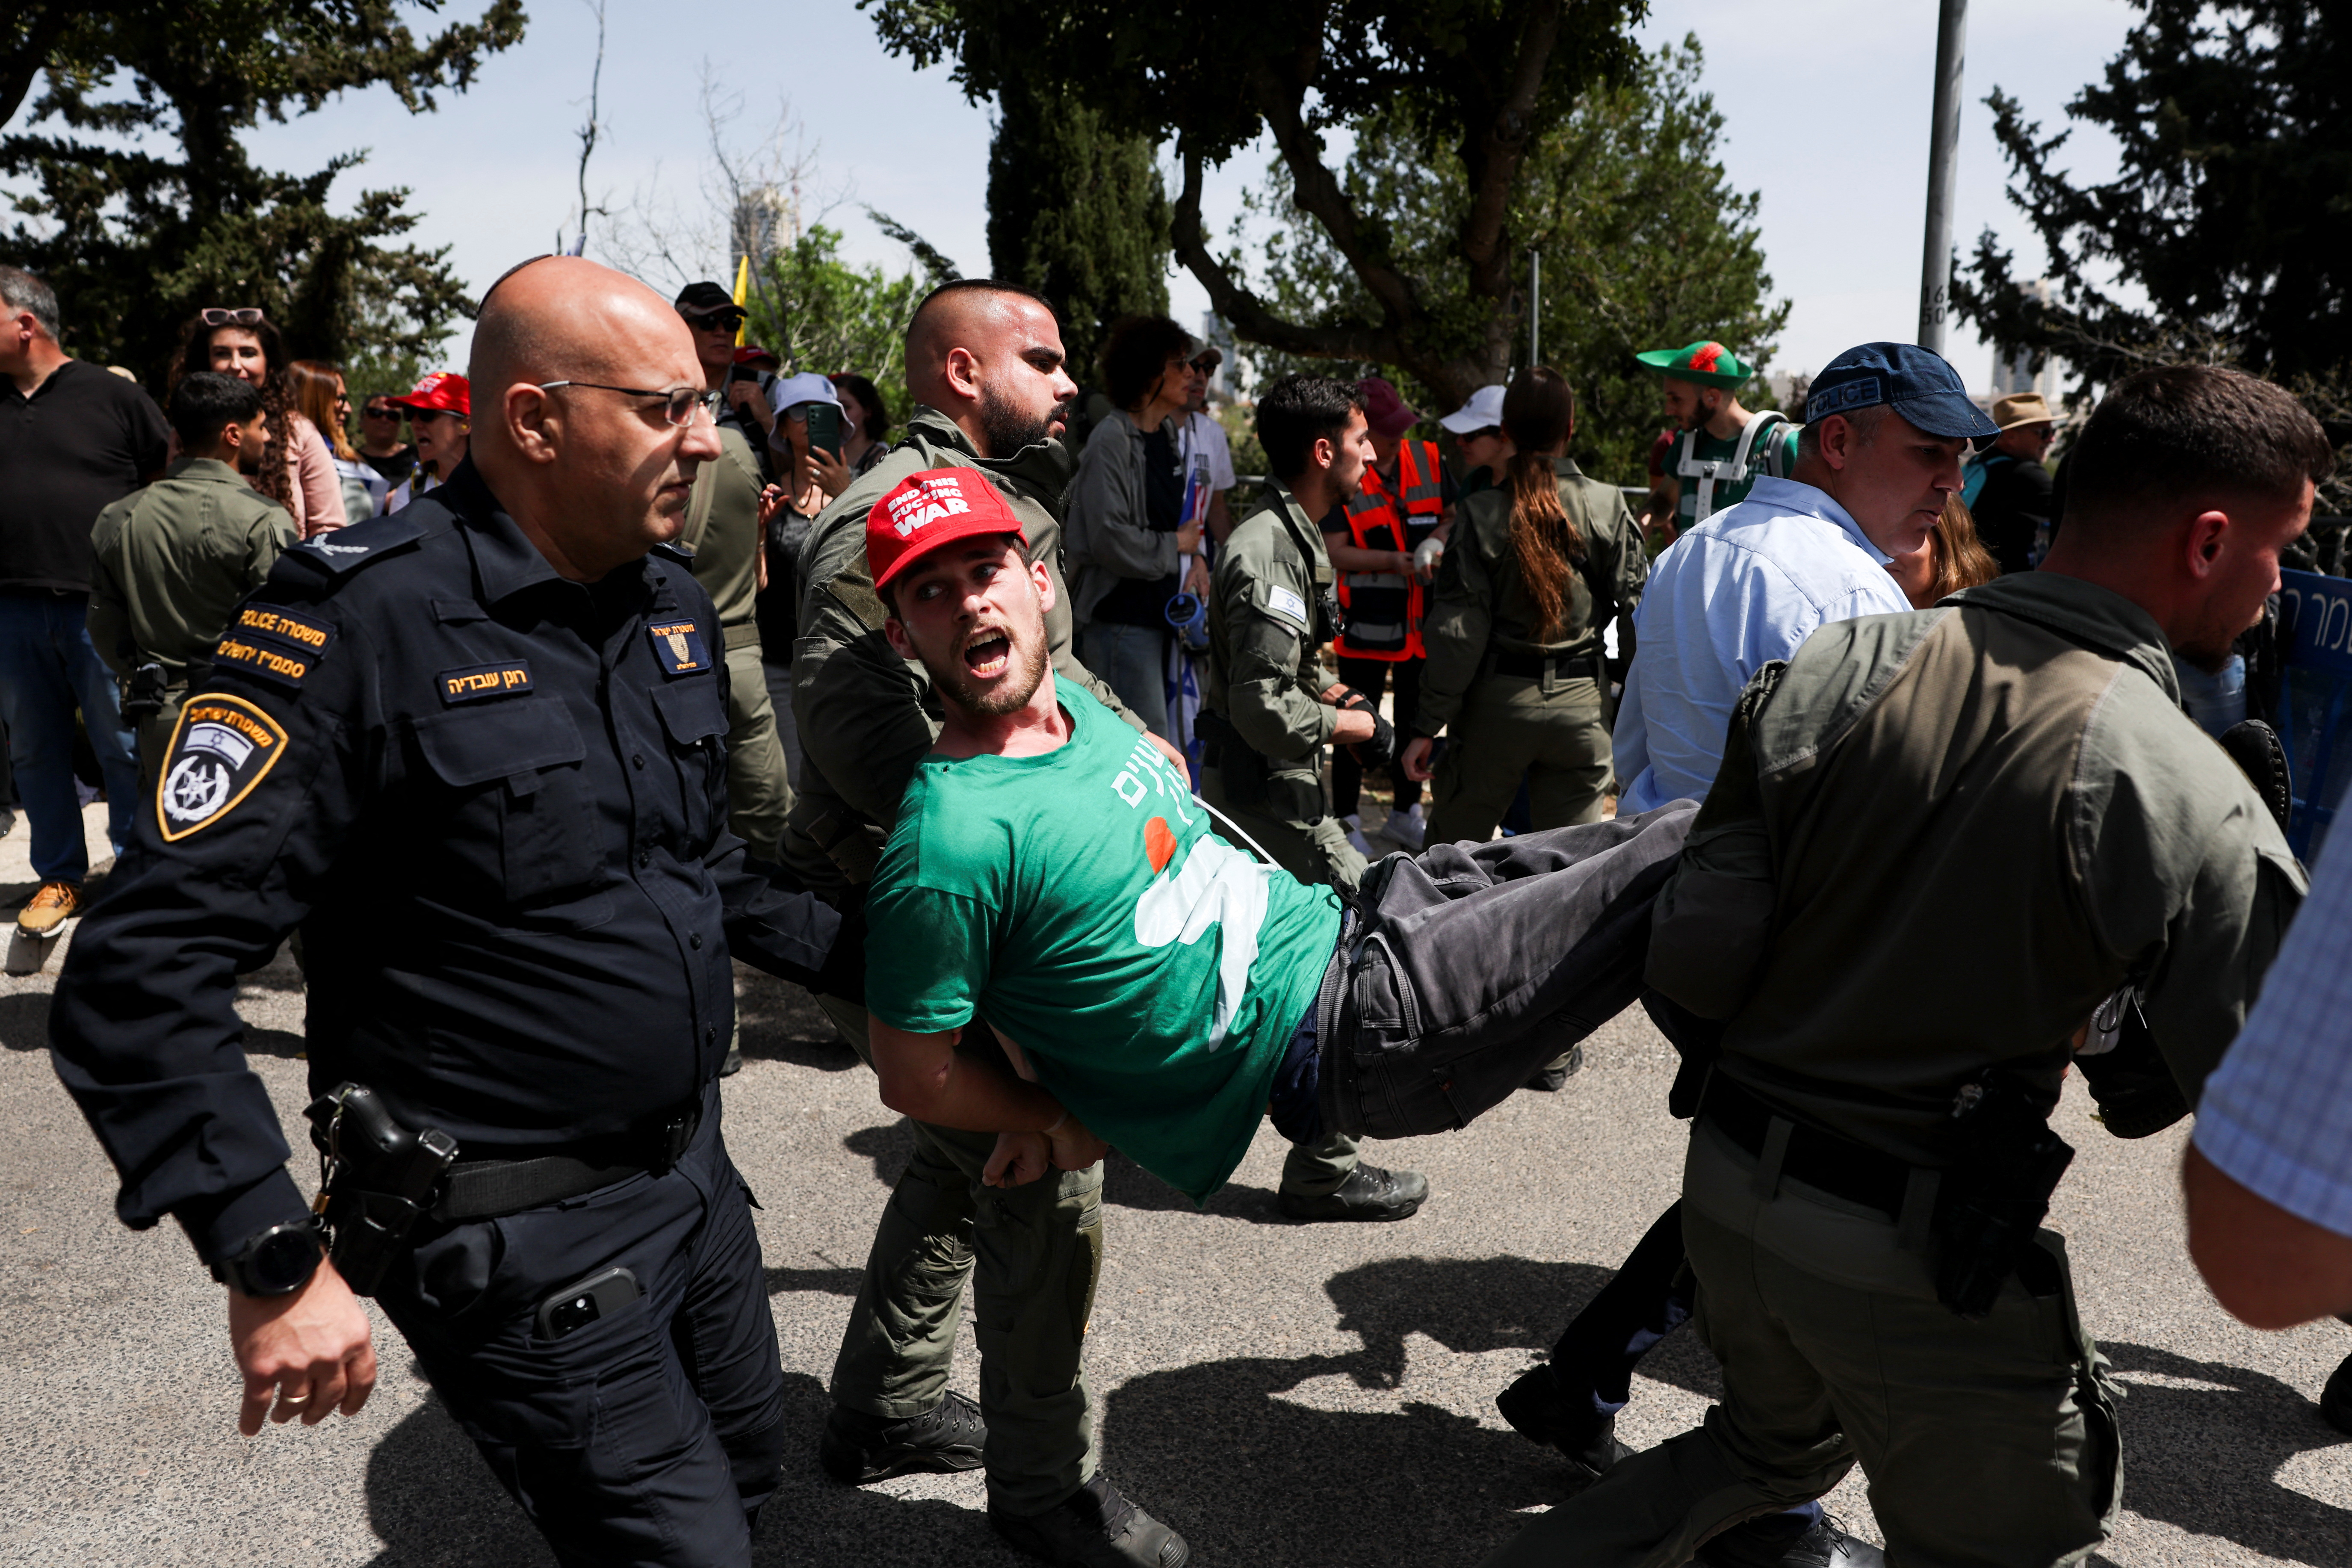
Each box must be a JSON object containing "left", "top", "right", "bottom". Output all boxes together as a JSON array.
[{"left": 856, "top": 465, "right": 1697, "bottom": 1206}]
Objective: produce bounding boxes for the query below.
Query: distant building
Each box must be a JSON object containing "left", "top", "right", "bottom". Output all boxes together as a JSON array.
[
  {"left": 1990, "top": 278, "right": 2063, "bottom": 402},
  {"left": 1201, "top": 312, "right": 1242, "bottom": 403}
]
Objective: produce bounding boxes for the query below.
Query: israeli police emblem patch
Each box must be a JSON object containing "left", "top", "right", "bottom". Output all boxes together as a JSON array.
[
  {"left": 646, "top": 619, "right": 710, "bottom": 676},
  {"left": 156, "top": 694, "right": 290, "bottom": 842}
]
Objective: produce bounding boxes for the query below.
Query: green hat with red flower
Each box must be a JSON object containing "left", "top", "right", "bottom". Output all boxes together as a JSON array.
[{"left": 1634, "top": 339, "right": 1755, "bottom": 390}]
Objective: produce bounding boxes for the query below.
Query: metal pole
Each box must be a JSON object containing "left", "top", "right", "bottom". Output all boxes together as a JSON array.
[
  {"left": 1529, "top": 250, "right": 1541, "bottom": 369},
  {"left": 1918, "top": 0, "right": 1967, "bottom": 353}
]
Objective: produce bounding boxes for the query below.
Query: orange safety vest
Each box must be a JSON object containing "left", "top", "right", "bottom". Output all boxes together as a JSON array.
[{"left": 1334, "top": 439, "right": 1446, "bottom": 660}]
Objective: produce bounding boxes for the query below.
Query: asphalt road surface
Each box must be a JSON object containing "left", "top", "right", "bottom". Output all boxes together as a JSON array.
[{"left": 3, "top": 803, "right": 2348, "bottom": 1567}]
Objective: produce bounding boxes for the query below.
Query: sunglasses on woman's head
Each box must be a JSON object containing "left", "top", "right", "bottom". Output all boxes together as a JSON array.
[{"left": 200, "top": 307, "right": 265, "bottom": 327}]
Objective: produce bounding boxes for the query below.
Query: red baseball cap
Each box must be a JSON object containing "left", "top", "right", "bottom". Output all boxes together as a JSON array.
[
  {"left": 1357, "top": 376, "right": 1418, "bottom": 439},
  {"left": 733, "top": 345, "right": 780, "bottom": 368},
  {"left": 866, "top": 469, "right": 1028, "bottom": 594},
  {"left": 387, "top": 371, "right": 470, "bottom": 418}
]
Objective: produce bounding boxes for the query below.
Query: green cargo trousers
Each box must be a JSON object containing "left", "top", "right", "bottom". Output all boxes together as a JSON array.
[
  {"left": 1426, "top": 673, "right": 1611, "bottom": 847},
  {"left": 1197, "top": 768, "right": 1368, "bottom": 1199},
  {"left": 818, "top": 995, "right": 1103, "bottom": 1515},
  {"left": 1479, "top": 1120, "right": 2122, "bottom": 1568},
  {"left": 721, "top": 635, "right": 792, "bottom": 864}
]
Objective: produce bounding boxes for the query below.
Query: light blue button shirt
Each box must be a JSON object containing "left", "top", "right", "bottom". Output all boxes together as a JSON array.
[
  {"left": 2194, "top": 820, "right": 2352, "bottom": 1239},
  {"left": 1613, "top": 475, "right": 1913, "bottom": 814}
]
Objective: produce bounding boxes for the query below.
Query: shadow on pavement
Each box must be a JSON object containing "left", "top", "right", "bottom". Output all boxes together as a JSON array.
[
  {"left": 1105, "top": 1350, "right": 1563, "bottom": 1567},
  {"left": 1323, "top": 1253, "right": 1723, "bottom": 1404},
  {"left": 362, "top": 1394, "right": 553, "bottom": 1568},
  {"left": 738, "top": 970, "right": 856, "bottom": 1072},
  {"left": 0, "top": 989, "right": 51, "bottom": 1051},
  {"left": 1101, "top": 1150, "right": 1284, "bottom": 1222},
  {"left": 2104, "top": 1339, "right": 2352, "bottom": 1566}
]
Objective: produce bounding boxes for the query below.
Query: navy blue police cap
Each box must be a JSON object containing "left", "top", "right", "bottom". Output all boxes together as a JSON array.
[{"left": 1804, "top": 342, "right": 2000, "bottom": 448}]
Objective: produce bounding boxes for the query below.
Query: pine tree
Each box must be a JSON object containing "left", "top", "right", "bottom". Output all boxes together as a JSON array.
[
  {"left": 2, "top": 2, "right": 525, "bottom": 389},
  {"left": 986, "top": 78, "right": 1171, "bottom": 377}
]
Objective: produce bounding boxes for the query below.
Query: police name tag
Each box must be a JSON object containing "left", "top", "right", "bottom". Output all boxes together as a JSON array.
[
  {"left": 647, "top": 620, "right": 710, "bottom": 676},
  {"left": 156, "top": 694, "right": 289, "bottom": 842},
  {"left": 438, "top": 661, "right": 534, "bottom": 704}
]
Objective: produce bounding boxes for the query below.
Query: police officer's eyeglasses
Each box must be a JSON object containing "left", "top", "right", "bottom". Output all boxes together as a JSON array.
[
  {"left": 536, "top": 381, "right": 709, "bottom": 428},
  {"left": 200, "top": 307, "right": 265, "bottom": 326}
]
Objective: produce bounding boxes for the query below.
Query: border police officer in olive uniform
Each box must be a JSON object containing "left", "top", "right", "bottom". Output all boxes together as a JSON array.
[
  {"left": 676, "top": 283, "right": 792, "bottom": 863},
  {"left": 1202, "top": 372, "right": 1428, "bottom": 1223},
  {"left": 1482, "top": 360, "right": 2324, "bottom": 1568},
  {"left": 788, "top": 279, "right": 1191, "bottom": 1568},
  {"left": 88, "top": 371, "right": 296, "bottom": 792},
  {"left": 50, "top": 258, "right": 857, "bottom": 1568},
  {"left": 1404, "top": 368, "right": 1646, "bottom": 846}
]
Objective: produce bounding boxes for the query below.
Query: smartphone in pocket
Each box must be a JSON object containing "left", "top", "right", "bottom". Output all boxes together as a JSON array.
[
  {"left": 802, "top": 401, "right": 842, "bottom": 458},
  {"left": 535, "top": 1265, "right": 641, "bottom": 1341}
]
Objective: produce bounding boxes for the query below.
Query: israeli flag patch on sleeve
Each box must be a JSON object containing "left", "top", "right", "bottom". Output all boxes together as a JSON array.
[
  {"left": 1266, "top": 585, "right": 1309, "bottom": 624},
  {"left": 156, "top": 694, "right": 290, "bottom": 842},
  {"left": 647, "top": 619, "right": 711, "bottom": 676}
]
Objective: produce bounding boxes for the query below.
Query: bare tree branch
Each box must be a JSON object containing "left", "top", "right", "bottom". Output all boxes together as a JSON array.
[
  {"left": 1457, "top": 0, "right": 1561, "bottom": 301},
  {"left": 1170, "top": 144, "right": 1395, "bottom": 365},
  {"left": 1244, "top": 53, "right": 1418, "bottom": 335},
  {"left": 565, "top": 0, "right": 607, "bottom": 254}
]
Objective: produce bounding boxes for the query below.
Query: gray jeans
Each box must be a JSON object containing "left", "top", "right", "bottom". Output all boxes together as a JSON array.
[
  {"left": 1078, "top": 620, "right": 1170, "bottom": 740},
  {"left": 1317, "top": 801, "right": 1697, "bottom": 1142}
]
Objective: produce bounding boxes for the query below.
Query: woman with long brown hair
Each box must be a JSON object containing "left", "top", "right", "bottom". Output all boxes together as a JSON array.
[
  {"left": 288, "top": 359, "right": 382, "bottom": 521},
  {"left": 165, "top": 308, "right": 346, "bottom": 536},
  {"left": 1887, "top": 490, "right": 2000, "bottom": 609},
  {"left": 1402, "top": 366, "right": 1649, "bottom": 842}
]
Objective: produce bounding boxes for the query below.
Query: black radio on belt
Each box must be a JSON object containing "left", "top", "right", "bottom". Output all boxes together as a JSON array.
[
  {"left": 305, "top": 1082, "right": 459, "bottom": 1296},
  {"left": 121, "top": 661, "right": 169, "bottom": 722}
]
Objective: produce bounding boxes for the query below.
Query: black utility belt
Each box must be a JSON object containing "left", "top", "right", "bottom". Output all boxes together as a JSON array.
[
  {"left": 1699, "top": 1072, "right": 1913, "bottom": 1221},
  {"left": 1492, "top": 649, "right": 1601, "bottom": 682},
  {"left": 435, "top": 1101, "right": 704, "bottom": 1222}
]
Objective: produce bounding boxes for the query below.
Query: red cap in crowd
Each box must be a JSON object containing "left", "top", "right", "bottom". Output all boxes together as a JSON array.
[
  {"left": 866, "top": 469, "right": 1028, "bottom": 594},
  {"left": 388, "top": 371, "right": 470, "bottom": 419},
  {"left": 1356, "top": 376, "right": 1419, "bottom": 439},
  {"left": 734, "top": 345, "right": 780, "bottom": 369}
]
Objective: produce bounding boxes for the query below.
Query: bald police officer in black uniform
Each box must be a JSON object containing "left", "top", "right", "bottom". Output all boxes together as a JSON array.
[{"left": 49, "top": 257, "right": 857, "bottom": 1568}]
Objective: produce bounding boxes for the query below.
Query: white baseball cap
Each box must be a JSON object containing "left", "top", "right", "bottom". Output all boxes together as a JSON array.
[
  {"left": 769, "top": 371, "right": 842, "bottom": 411},
  {"left": 1439, "top": 384, "right": 1506, "bottom": 435}
]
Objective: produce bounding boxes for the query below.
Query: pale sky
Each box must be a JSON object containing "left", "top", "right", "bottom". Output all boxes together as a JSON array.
[{"left": 210, "top": 0, "right": 2136, "bottom": 394}]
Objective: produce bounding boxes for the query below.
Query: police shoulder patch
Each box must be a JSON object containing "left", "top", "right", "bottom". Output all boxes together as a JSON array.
[
  {"left": 647, "top": 618, "right": 712, "bottom": 676},
  {"left": 157, "top": 694, "right": 290, "bottom": 842}
]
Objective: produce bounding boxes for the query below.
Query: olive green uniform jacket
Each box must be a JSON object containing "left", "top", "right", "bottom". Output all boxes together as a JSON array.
[
  {"left": 1203, "top": 480, "right": 1363, "bottom": 892},
  {"left": 1649, "top": 569, "right": 2307, "bottom": 1166},
  {"left": 1415, "top": 457, "right": 1646, "bottom": 732},
  {"left": 87, "top": 458, "right": 296, "bottom": 783},
  {"left": 679, "top": 421, "right": 792, "bottom": 859},
  {"left": 783, "top": 405, "right": 1141, "bottom": 891}
]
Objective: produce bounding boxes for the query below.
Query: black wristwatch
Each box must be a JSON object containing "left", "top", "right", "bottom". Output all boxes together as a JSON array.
[{"left": 211, "top": 1217, "right": 328, "bottom": 1299}]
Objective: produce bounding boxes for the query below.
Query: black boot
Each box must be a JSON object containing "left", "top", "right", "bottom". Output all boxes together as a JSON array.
[
  {"left": 989, "top": 1471, "right": 1189, "bottom": 1568},
  {"left": 1495, "top": 1362, "right": 1632, "bottom": 1482},
  {"left": 1523, "top": 1045, "right": 1585, "bottom": 1093},
  {"left": 1278, "top": 1162, "right": 1427, "bottom": 1222},
  {"left": 2322, "top": 1350, "right": 2352, "bottom": 1437},
  {"left": 817, "top": 1390, "right": 986, "bottom": 1484},
  {"left": 1696, "top": 1512, "right": 1885, "bottom": 1568}
]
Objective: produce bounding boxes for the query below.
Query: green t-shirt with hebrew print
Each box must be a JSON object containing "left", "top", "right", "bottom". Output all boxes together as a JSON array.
[{"left": 864, "top": 675, "right": 1343, "bottom": 1201}]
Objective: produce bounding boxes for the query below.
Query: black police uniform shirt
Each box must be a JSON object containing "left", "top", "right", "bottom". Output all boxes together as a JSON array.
[{"left": 49, "top": 460, "right": 843, "bottom": 1265}]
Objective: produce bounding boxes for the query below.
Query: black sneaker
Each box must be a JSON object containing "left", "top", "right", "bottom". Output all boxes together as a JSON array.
[
  {"left": 817, "top": 1390, "right": 986, "bottom": 1484},
  {"left": 1523, "top": 1046, "right": 1585, "bottom": 1093},
  {"left": 1696, "top": 1513, "right": 1885, "bottom": 1568},
  {"left": 1277, "top": 1163, "right": 1428, "bottom": 1222},
  {"left": 990, "top": 1471, "right": 1189, "bottom": 1568},
  {"left": 1495, "top": 1363, "right": 1632, "bottom": 1482},
  {"left": 2322, "top": 1350, "right": 2352, "bottom": 1438}
]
